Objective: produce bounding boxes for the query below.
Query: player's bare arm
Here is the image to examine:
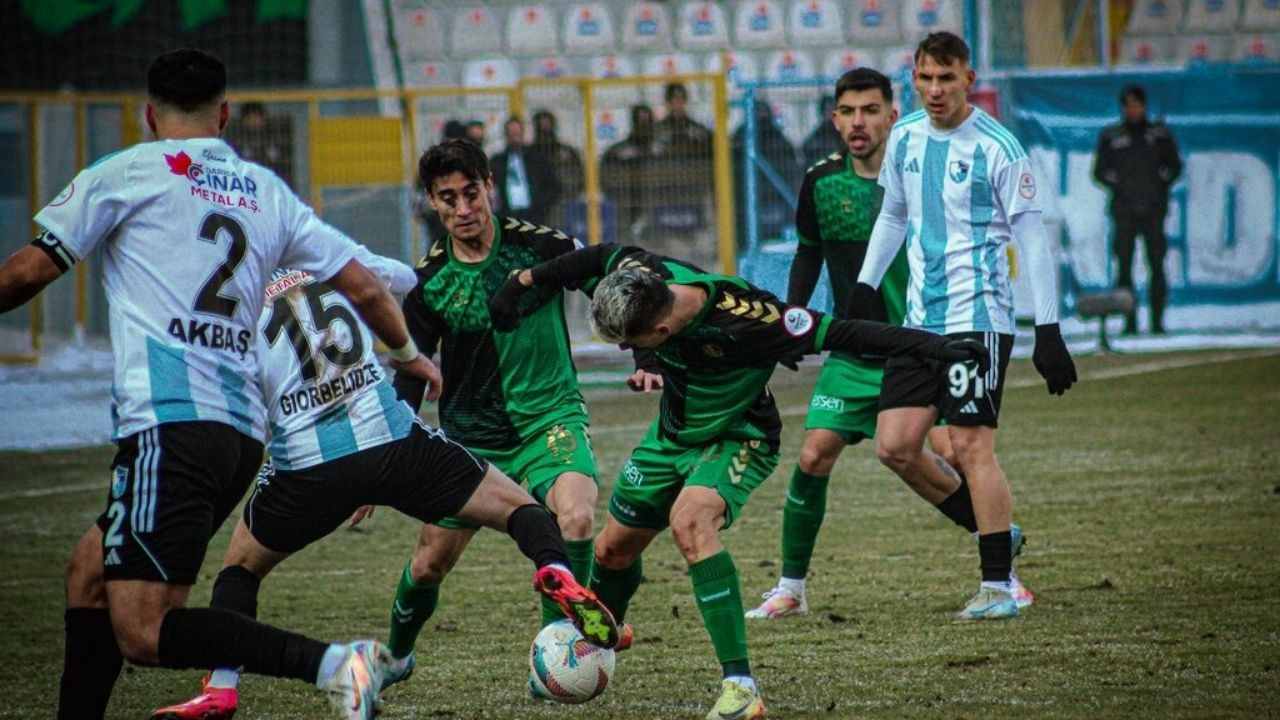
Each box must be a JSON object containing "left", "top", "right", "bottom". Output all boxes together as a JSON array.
[{"left": 0, "top": 242, "right": 67, "bottom": 313}]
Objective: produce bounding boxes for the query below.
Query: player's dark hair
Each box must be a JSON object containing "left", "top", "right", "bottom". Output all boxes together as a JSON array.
[
  {"left": 147, "top": 48, "right": 226, "bottom": 112},
  {"left": 419, "top": 138, "right": 490, "bottom": 192},
  {"left": 1120, "top": 85, "right": 1146, "bottom": 105},
  {"left": 834, "top": 67, "right": 893, "bottom": 104},
  {"left": 590, "top": 267, "right": 674, "bottom": 343},
  {"left": 915, "top": 31, "right": 971, "bottom": 67}
]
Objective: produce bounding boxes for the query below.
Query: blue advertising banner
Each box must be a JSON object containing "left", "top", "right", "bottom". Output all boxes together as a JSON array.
[{"left": 994, "top": 66, "right": 1280, "bottom": 324}]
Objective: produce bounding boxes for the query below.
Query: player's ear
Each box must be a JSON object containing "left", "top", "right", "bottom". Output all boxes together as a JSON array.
[
  {"left": 144, "top": 103, "right": 157, "bottom": 138},
  {"left": 965, "top": 68, "right": 976, "bottom": 90},
  {"left": 218, "top": 100, "right": 230, "bottom": 132}
]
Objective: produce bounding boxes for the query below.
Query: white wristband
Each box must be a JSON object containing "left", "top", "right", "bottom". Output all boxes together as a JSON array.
[{"left": 387, "top": 339, "right": 419, "bottom": 363}]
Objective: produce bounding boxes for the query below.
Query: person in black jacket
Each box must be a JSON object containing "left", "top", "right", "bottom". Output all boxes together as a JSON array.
[
  {"left": 490, "top": 115, "right": 561, "bottom": 225},
  {"left": 1093, "top": 85, "right": 1182, "bottom": 335}
]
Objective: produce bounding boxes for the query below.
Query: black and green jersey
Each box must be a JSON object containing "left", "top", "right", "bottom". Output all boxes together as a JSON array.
[
  {"left": 792, "top": 151, "right": 909, "bottom": 327},
  {"left": 399, "top": 217, "right": 586, "bottom": 450}
]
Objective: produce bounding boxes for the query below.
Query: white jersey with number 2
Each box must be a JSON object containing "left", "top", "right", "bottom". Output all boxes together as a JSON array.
[{"left": 35, "top": 138, "right": 358, "bottom": 441}]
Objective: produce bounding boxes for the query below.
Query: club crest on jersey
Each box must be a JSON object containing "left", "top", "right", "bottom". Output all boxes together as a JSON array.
[
  {"left": 783, "top": 307, "right": 814, "bottom": 337},
  {"left": 1018, "top": 172, "right": 1037, "bottom": 199},
  {"left": 949, "top": 160, "right": 969, "bottom": 183},
  {"left": 111, "top": 466, "right": 128, "bottom": 499}
]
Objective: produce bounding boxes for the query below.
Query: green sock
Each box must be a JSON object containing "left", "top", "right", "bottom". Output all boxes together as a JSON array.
[
  {"left": 590, "top": 556, "right": 643, "bottom": 624},
  {"left": 689, "top": 549, "right": 750, "bottom": 678},
  {"left": 542, "top": 538, "right": 596, "bottom": 625},
  {"left": 780, "top": 468, "right": 829, "bottom": 579},
  {"left": 387, "top": 563, "right": 439, "bottom": 659}
]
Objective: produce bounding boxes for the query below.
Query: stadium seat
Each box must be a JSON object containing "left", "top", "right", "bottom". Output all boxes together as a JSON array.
[
  {"left": 849, "top": 0, "right": 905, "bottom": 45},
  {"left": 706, "top": 50, "right": 762, "bottom": 85},
  {"left": 1241, "top": 0, "right": 1280, "bottom": 31},
  {"left": 403, "top": 58, "right": 456, "bottom": 88},
  {"left": 1233, "top": 33, "right": 1280, "bottom": 61},
  {"left": 450, "top": 6, "right": 503, "bottom": 57},
  {"left": 1119, "top": 35, "right": 1176, "bottom": 64},
  {"left": 462, "top": 58, "right": 518, "bottom": 108},
  {"left": 900, "top": 0, "right": 964, "bottom": 38},
  {"left": 641, "top": 52, "right": 701, "bottom": 105},
  {"left": 1175, "top": 33, "right": 1234, "bottom": 63},
  {"left": 564, "top": 2, "right": 618, "bottom": 55},
  {"left": 506, "top": 4, "right": 560, "bottom": 57},
  {"left": 593, "top": 106, "right": 633, "bottom": 147},
  {"left": 623, "top": 1, "right": 675, "bottom": 51},
  {"left": 676, "top": 0, "right": 731, "bottom": 50},
  {"left": 787, "top": 0, "right": 844, "bottom": 47},
  {"left": 390, "top": 5, "right": 447, "bottom": 60},
  {"left": 822, "top": 48, "right": 882, "bottom": 79},
  {"left": 762, "top": 49, "right": 817, "bottom": 100},
  {"left": 589, "top": 54, "right": 642, "bottom": 107},
  {"left": 1125, "top": 0, "right": 1185, "bottom": 35},
  {"left": 734, "top": 0, "right": 788, "bottom": 49},
  {"left": 524, "top": 57, "right": 582, "bottom": 107},
  {"left": 1181, "top": 0, "right": 1240, "bottom": 32},
  {"left": 879, "top": 45, "right": 918, "bottom": 81}
]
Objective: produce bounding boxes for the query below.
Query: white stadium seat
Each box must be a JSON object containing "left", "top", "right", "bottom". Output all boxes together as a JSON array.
[
  {"left": 706, "top": 50, "right": 762, "bottom": 85},
  {"left": 762, "top": 49, "right": 817, "bottom": 100},
  {"left": 450, "top": 6, "right": 502, "bottom": 57},
  {"left": 787, "top": 0, "right": 844, "bottom": 47},
  {"left": 849, "top": 0, "right": 904, "bottom": 45},
  {"left": 822, "top": 48, "right": 883, "bottom": 79},
  {"left": 734, "top": 0, "right": 788, "bottom": 49},
  {"left": 1181, "top": 0, "right": 1240, "bottom": 32},
  {"left": 641, "top": 52, "right": 701, "bottom": 105},
  {"left": 1175, "top": 33, "right": 1234, "bottom": 63},
  {"left": 901, "top": 0, "right": 964, "bottom": 39},
  {"left": 1118, "top": 35, "right": 1177, "bottom": 64},
  {"left": 677, "top": 0, "right": 731, "bottom": 50},
  {"left": 524, "top": 56, "right": 579, "bottom": 79},
  {"left": 589, "top": 53, "right": 643, "bottom": 107},
  {"left": 1241, "top": 0, "right": 1280, "bottom": 31},
  {"left": 391, "top": 4, "right": 446, "bottom": 60},
  {"left": 403, "top": 58, "right": 456, "bottom": 88},
  {"left": 506, "top": 4, "right": 560, "bottom": 57},
  {"left": 879, "top": 45, "right": 918, "bottom": 80},
  {"left": 524, "top": 58, "right": 582, "bottom": 110},
  {"left": 1233, "top": 33, "right": 1280, "bottom": 61},
  {"left": 593, "top": 106, "right": 633, "bottom": 148},
  {"left": 1126, "top": 0, "right": 1185, "bottom": 35},
  {"left": 623, "top": 1, "right": 675, "bottom": 51},
  {"left": 462, "top": 58, "right": 518, "bottom": 109},
  {"left": 564, "top": 2, "right": 618, "bottom": 55}
]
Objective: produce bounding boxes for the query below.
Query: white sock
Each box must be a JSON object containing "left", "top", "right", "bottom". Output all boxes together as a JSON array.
[
  {"left": 725, "top": 674, "right": 757, "bottom": 692},
  {"left": 778, "top": 577, "right": 805, "bottom": 597},
  {"left": 314, "top": 644, "right": 348, "bottom": 687},
  {"left": 207, "top": 668, "right": 240, "bottom": 689},
  {"left": 981, "top": 580, "right": 1014, "bottom": 595}
]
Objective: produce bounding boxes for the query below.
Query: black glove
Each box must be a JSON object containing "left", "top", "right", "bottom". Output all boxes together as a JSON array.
[
  {"left": 847, "top": 282, "right": 878, "bottom": 321},
  {"left": 938, "top": 338, "right": 990, "bottom": 375},
  {"left": 1032, "top": 323, "right": 1077, "bottom": 395},
  {"left": 488, "top": 271, "right": 530, "bottom": 332}
]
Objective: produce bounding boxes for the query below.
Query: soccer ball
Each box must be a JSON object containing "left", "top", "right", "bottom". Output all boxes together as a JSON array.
[{"left": 528, "top": 619, "right": 615, "bottom": 703}]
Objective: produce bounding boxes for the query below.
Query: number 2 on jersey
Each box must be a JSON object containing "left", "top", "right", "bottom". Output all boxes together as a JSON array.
[
  {"left": 263, "top": 283, "right": 364, "bottom": 382},
  {"left": 194, "top": 212, "right": 248, "bottom": 318}
]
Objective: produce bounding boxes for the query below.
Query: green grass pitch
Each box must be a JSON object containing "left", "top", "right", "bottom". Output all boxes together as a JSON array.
[{"left": 2, "top": 349, "right": 1277, "bottom": 718}]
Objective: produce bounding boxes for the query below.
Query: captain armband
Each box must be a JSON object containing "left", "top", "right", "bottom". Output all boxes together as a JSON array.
[{"left": 32, "top": 230, "right": 77, "bottom": 272}]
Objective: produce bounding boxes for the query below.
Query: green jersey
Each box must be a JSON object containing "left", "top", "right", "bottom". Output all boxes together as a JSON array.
[
  {"left": 792, "top": 151, "right": 909, "bottom": 326},
  {"left": 398, "top": 217, "right": 586, "bottom": 449}
]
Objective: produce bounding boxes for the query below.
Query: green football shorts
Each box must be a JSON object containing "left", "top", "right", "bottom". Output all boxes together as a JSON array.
[
  {"left": 435, "top": 422, "right": 597, "bottom": 530},
  {"left": 608, "top": 421, "right": 779, "bottom": 531},
  {"left": 804, "top": 354, "right": 886, "bottom": 444}
]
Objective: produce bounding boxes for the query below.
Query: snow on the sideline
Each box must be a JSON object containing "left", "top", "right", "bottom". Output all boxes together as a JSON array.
[{"left": 2, "top": 309, "right": 1277, "bottom": 452}]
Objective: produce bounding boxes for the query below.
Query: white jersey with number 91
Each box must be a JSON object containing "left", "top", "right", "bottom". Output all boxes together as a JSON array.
[{"left": 35, "top": 138, "right": 358, "bottom": 441}]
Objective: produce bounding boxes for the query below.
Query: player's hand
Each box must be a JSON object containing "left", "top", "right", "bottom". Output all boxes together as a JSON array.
[
  {"left": 391, "top": 354, "right": 443, "bottom": 401},
  {"left": 939, "top": 338, "right": 990, "bottom": 375},
  {"left": 348, "top": 505, "right": 375, "bottom": 528},
  {"left": 489, "top": 269, "right": 531, "bottom": 332},
  {"left": 847, "top": 282, "right": 878, "bottom": 321},
  {"left": 1033, "top": 323, "right": 1077, "bottom": 395},
  {"left": 625, "top": 369, "right": 664, "bottom": 393}
]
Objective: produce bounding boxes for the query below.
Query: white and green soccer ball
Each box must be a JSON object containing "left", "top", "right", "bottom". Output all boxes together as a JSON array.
[{"left": 528, "top": 619, "right": 615, "bottom": 703}]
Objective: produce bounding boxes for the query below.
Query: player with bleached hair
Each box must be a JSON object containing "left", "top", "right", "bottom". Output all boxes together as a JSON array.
[
  {"left": 487, "top": 244, "right": 992, "bottom": 719},
  {"left": 851, "top": 31, "right": 1077, "bottom": 620}
]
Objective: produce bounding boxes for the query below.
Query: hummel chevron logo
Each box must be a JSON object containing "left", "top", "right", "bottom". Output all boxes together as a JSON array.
[{"left": 393, "top": 600, "right": 414, "bottom": 623}]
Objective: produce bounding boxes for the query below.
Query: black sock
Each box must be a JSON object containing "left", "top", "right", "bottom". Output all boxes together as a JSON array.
[
  {"left": 507, "top": 503, "right": 569, "bottom": 569},
  {"left": 935, "top": 476, "right": 978, "bottom": 533},
  {"left": 978, "top": 531, "right": 1013, "bottom": 583},
  {"left": 157, "top": 607, "right": 328, "bottom": 683},
  {"left": 57, "top": 608, "right": 122, "bottom": 720},
  {"left": 211, "top": 565, "right": 262, "bottom": 618}
]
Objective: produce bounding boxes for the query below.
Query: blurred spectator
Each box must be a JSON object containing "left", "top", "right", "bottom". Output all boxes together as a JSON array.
[
  {"left": 532, "top": 109, "right": 585, "bottom": 201},
  {"left": 733, "top": 98, "right": 803, "bottom": 249},
  {"left": 801, "top": 95, "right": 842, "bottom": 168},
  {"left": 442, "top": 119, "right": 469, "bottom": 142},
  {"left": 227, "top": 102, "right": 293, "bottom": 188},
  {"left": 600, "top": 104, "right": 659, "bottom": 239},
  {"left": 655, "top": 82, "right": 711, "bottom": 159},
  {"left": 490, "top": 115, "right": 561, "bottom": 225},
  {"left": 465, "top": 119, "right": 486, "bottom": 147},
  {"left": 1093, "top": 85, "right": 1182, "bottom": 335}
]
